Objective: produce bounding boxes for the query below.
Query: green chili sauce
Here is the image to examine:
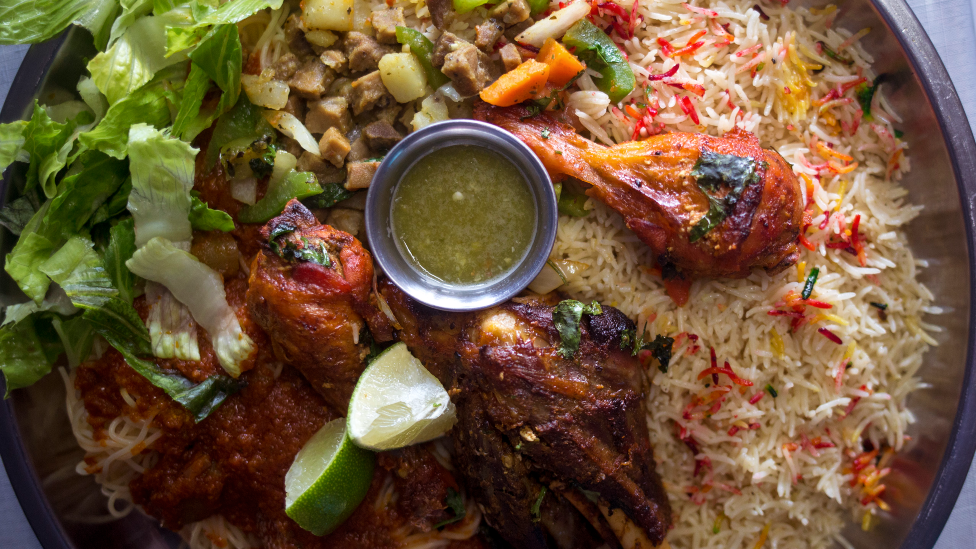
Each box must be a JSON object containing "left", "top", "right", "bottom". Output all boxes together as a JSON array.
[{"left": 391, "top": 145, "right": 536, "bottom": 285}]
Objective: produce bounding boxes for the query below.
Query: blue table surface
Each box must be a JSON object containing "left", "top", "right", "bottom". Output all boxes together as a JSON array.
[{"left": 2, "top": 1, "right": 976, "bottom": 546}]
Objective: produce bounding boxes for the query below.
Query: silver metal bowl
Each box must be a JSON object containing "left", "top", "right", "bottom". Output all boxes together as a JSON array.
[
  {"left": 1, "top": 0, "right": 976, "bottom": 546},
  {"left": 365, "top": 119, "right": 557, "bottom": 311}
]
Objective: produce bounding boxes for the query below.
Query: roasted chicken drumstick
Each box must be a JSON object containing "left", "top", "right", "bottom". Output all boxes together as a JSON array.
[
  {"left": 477, "top": 103, "right": 803, "bottom": 280},
  {"left": 380, "top": 281, "right": 673, "bottom": 549}
]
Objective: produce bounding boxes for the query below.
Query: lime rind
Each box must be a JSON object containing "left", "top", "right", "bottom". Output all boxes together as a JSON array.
[
  {"left": 347, "top": 342, "right": 457, "bottom": 451},
  {"left": 284, "top": 418, "right": 375, "bottom": 536}
]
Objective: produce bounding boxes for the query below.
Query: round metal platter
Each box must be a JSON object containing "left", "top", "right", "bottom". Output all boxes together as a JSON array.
[{"left": 1, "top": 0, "right": 975, "bottom": 547}]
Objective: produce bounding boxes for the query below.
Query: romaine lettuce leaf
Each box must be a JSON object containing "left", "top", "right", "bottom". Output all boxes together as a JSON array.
[
  {"left": 163, "top": 0, "right": 282, "bottom": 53},
  {"left": 145, "top": 281, "right": 200, "bottom": 360},
  {"left": 2, "top": 283, "right": 77, "bottom": 327},
  {"left": 39, "top": 236, "right": 118, "bottom": 309},
  {"left": 79, "top": 62, "right": 185, "bottom": 159},
  {"left": 171, "top": 23, "right": 242, "bottom": 141},
  {"left": 0, "top": 195, "right": 37, "bottom": 236},
  {"left": 0, "top": 315, "right": 62, "bottom": 397},
  {"left": 5, "top": 231, "right": 58, "bottom": 303},
  {"left": 189, "top": 192, "right": 234, "bottom": 232},
  {"left": 126, "top": 124, "right": 197, "bottom": 247},
  {"left": 103, "top": 217, "right": 138, "bottom": 304},
  {"left": 0, "top": 120, "right": 27, "bottom": 173},
  {"left": 51, "top": 315, "right": 94, "bottom": 368},
  {"left": 126, "top": 236, "right": 255, "bottom": 377},
  {"left": 87, "top": 14, "right": 176, "bottom": 105},
  {"left": 21, "top": 102, "right": 78, "bottom": 198},
  {"left": 0, "top": 0, "right": 120, "bottom": 48},
  {"left": 171, "top": 63, "right": 212, "bottom": 140},
  {"left": 47, "top": 151, "right": 128, "bottom": 239}
]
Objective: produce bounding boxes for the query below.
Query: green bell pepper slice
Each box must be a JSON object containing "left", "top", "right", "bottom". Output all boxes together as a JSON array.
[
  {"left": 395, "top": 26, "right": 450, "bottom": 89},
  {"left": 238, "top": 170, "right": 322, "bottom": 224},
  {"left": 562, "top": 20, "right": 636, "bottom": 103}
]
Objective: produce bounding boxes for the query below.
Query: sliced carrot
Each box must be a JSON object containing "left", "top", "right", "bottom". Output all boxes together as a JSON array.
[
  {"left": 537, "top": 38, "right": 586, "bottom": 87},
  {"left": 480, "top": 60, "right": 551, "bottom": 107}
]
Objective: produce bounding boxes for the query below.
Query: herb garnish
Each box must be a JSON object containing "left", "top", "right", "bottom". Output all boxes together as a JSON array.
[
  {"left": 765, "top": 384, "right": 778, "bottom": 398},
  {"left": 620, "top": 325, "right": 675, "bottom": 373},
  {"left": 869, "top": 302, "right": 888, "bottom": 310},
  {"left": 870, "top": 301, "right": 888, "bottom": 321},
  {"left": 801, "top": 267, "right": 820, "bottom": 300},
  {"left": 531, "top": 487, "right": 547, "bottom": 522},
  {"left": 553, "top": 299, "right": 603, "bottom": 358},
  {"left": 689, "top": 151, "right": 764, "bottom": 242},
  {"left": 855, "top": 74, "right": 890, "bottom": 120},
  {"left": 268, "top": 225, "right": 333, "bottom": 267},
  {"left": 434, "top": 488, "right": 466, "bottom": 528},
  {"left": 816, "top": 41, "right": 854, "bottom": 65}
]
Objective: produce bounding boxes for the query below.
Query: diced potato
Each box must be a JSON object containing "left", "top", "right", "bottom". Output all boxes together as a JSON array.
[
  {"left": 241, "top": 74, "right": 290, "bottom": 110},
  {"left": 303, "top": 0, "right": 353, "bottom": 32},
  {"left": 305, "top": 29, "right": 338, "bottom": 48},
  {"left": 378, "top": 53, "right": 428, "bottom": 103},
  {"left": 411, "top": 94, "right": 449, "bottom": 132}
]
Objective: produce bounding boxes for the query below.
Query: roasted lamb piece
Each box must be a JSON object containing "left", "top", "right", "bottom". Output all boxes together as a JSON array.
[
  {"left": 380, "top": 281, "right": 673, "bottom": 549},
  {"left": 477, "top": 103, "right": 803, "bottom": 281},
  {"left": 245, "top": 200, "right": 388, "bottom": 412}
]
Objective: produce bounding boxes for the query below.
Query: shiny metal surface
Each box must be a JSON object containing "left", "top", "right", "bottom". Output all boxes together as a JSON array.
[
  {"left": 365, "top": 119, "right": 557, "bottom": 311},
  {"left": 1, "top": 0, "right": 975, "bottom": 546}
]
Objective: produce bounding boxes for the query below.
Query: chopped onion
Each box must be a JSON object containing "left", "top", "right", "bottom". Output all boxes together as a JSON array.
[
  {"left": 437, "top": 82, "right": 463, "bottom": 102},
  {"left": 263, "top": 110, "right": 321, "bottom": 155},
  {"left": 241, "top": 74, "right": 290, "bottom": 110},
  {"left": 516, "top": 1, "right": 591, "bottom": 48},
  {"left": 528, "top": 259, "right": 589, "bottom": 294},
  {"left": 230, "top": 176, "right": 258, "bottom": 205}
]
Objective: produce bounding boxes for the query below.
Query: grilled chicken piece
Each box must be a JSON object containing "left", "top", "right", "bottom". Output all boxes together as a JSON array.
[
  {"left": 477, "top": 103, "right": 802, "bottom": 281},
  {"left": 380, "top": 281, "right": 673, "bottom": 549},
  {"left": 246, "top": 200, "right": 387, "bottom": 412}
]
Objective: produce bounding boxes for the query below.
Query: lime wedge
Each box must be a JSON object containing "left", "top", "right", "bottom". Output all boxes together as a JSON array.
[
  {"left": 347, "top": 342, "right": 456, "bottom": 451},
  {"left": 284, "top": 418, "right": 375, "bottom": 536}
]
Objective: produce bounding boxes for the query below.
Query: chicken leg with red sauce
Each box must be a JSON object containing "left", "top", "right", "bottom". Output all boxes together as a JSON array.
[
  {"left": 245, "top": 199, "right": 391, "bottom": 412},
  {"left": 477, "top": 103, "right": 803, "bottom": 287}
]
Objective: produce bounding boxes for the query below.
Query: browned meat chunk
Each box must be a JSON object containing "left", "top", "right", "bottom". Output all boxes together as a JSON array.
[
  {"left": 306, "top": 96, "right": 353, "bottom": 134},
  {"left": 489, "top": 0, "right": 531, "bottom": 26},
  {"left": 431, "top": 32, "right": 465, "bottom": 68},
  {"left": 505, "top": 17, "right": 534, "bottom": 40},
  {"left": 345, "top": 161, "right": 380, "bottom": 190},
  {"left": 371, "top": 7, "right": 405, "bottom": 44},
  {"left": 320, "top": 49, "right": 348, "bottom": 73},
  {"left": 475, "top": 19, "right": 505, "bottom": 51},
  {"left": 371, "top": 104, "right": 402, "bottom": 126},
  {"left": 318, "top": 127, "right": 351, "bottom": 167},
  {"left": 379, "top": 282, "right": 675, "bottom": 549},
  {"left": 329, "top": 76, "right": 355, "bottom": 104},
  {"left": 297, "top": 151, "right": 346, "bottom": 185},
  {"left": 346, "top": 137, "right": 372, "bottom": 162},
  {"left": 246, "top": 201, "right": 379, "bottom": 412},
  {"left": 499, "top": 43, "right": 523, "bottom": 72},
  {"left": 282, "top": 94, "right": 307, "bottom": 121},
  {"left": 363, "top": 120, "right": 403, "bottom": 151},
  {"left": 288, "top": 58, "right": 335, "bottom": 99},
  {"left": 427, "top": 0, "right": 455, "bottom": 30},
  {"left": 285, "top": 14, "right": 314, "bottom": 57},
  {"left": 351, "top": 71, "right": 394, "bottom": 114},
  {"left": 345, "top": 31, "right": 394, "bottom": 72},
  {"left": 442, "top": 43, "right": 498, "bottom": 97},
  {"left": 273, "top": 52, "right": 299, "bottom": 80}
]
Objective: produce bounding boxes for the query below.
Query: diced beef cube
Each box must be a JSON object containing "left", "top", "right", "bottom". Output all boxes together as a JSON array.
[
  {"left": 329, "top": 77, "right": 355, "bottom": 104},
  {"left": 432, "top": 32, "right": 466, "bottom": 68},
  {"left": 475, "top": 19, "right": 505, "bottom": 52},
  {"left": 371, "top": 7, "right": 405, "bottom": 44},
  {"left": 347, "top": 137, "right": 372, "bottom": 162},
  {"left": 282, "top": 94, "right": 307, "bottom": 121},
  {"left": 306, "top": 97, "right": 353, "bottom": 134},
  {"left": 498, "top": 43, "right": 523, "bottom": 72},
  {"left": 285, "top": 14, "right": 314, "bottom": 57},
  {"left": 351, "top": 71, "right": 394, "bottom": 114},
  {"left": 318, "top": 127, "right": 351, "bottom": 167},
  {"left": 363, "top": 120, "right": 403, "bottom": 151},
  {"left": 320, "top": 49, "right": 348, "bottom": 73},
  {"left": 345, "top": 32, "right": 394, "bottom": 73},
  {"left": 489, "top": 0, "right": 531, "bottom": 26},
  {"left": 273, "top": 52, "right": 300, "bottom": 80},
  {"left": 345, "top": 161, "right": 381, "bottom": 190},
  {"left": 297, "top": 151, "right": 346, "bottom": 185},
  {"left": 505, "top": 17, "right": 534, "bottom": 41},
  {"left": 442, "top": 43, "right": 498, "bottom": 97},
  {"left": 427, "top": 0, "right": 455, "bottom": 30},
  {"left": 288, "top": 58, "right": 335, "bottom": 99}
]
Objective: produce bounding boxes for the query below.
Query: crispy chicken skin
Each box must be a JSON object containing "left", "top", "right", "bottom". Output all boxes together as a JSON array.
[
  {"left": 477, "top": 103, "right": 802, "bottom": 280},
  {"left": 246, "top": 199, "right": 383, "bottom": 412},
  {"left": 380, "top": 280, "right": 673, "bottom": 549}
]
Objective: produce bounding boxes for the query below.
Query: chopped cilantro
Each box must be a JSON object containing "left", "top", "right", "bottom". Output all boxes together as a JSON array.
[
  {"left": 689, "top": 151, "right": 764, "bottom": 242},
  {"left": 869, "top": 302, "right": 888, "bottom": 310},
  {"left": 620, "top": 324, "right": 674, "bottom": 373},
  {"left": 531, "top": 487, "right": 547, "bottom": 522},
  {"left": 765, "top": 384, "right": 778, "bottom": 398},
  {"left": 801, "top": 267, "right": 820, "bottom": 300},
  {"left": 553, "top": 300, "right": 603, "bottom": 359},
  {"left": 434, "top": 488, "right": 466, "bottom": 529}
]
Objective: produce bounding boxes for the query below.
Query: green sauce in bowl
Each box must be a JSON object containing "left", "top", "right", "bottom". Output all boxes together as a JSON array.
[{"left": 391, "top": 145, "right": 536, "bottom": 285}]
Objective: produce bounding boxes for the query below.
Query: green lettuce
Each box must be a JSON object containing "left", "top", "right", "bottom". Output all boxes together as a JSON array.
[
  {"left": 20, "top": 102, "right": 80, "bottom": 198},
  {"left": 172, "top": 23, "right": 242, "bottom": 141},
  {"left": 103, "top": 217, "right": 138, "bottom": 304},
  {"left": 0, "top": 120, "right": 28, "bottom": 173},
  {"left": 126, "top": 124, "right": 197, "bottom": 247},
  {"left": 189, "top": 192, "right": 234, "bottom": 232},
  {"left": 0, "top": 0, "right": 120, "bottom": 48},
  {"left": 39, "top": 236, "right": 118, "bottom": 309},
  {"left": 51, "top": 315, "right": 94, "bottom": 368},
  {"left": 87, "top": 14, "right": 181, "bottom": 105},
  {"left": 163, "top": 0, "right": 282, "bottom": 53},
  {"left": 0, "top": 315, "right": 62, "bottom": 397},
  {"left": 0, "top": 195, "right": 38, "bottom": 236}
]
